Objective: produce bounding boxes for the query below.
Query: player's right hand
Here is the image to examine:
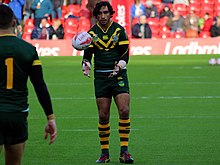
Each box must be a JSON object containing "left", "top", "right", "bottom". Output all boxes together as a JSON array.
[
  {"left": 82, "top": 60, "right": 91, "bottom": 78},
  {"left": 45, "top": 120, "right": 57, "bottom": 145}
]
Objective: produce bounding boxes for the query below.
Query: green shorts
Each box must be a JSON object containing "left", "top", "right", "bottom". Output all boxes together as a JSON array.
[
  {"left": 0, "top": 112, "right": 28, "bottom": 145},
  {"left": 94, "top": 69, "right": 130, "bottom": 98}
]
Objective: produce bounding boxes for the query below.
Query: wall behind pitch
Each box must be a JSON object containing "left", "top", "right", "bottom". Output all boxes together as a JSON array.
[{"left": 27, "top": 38, "right": 220, "bottom": 56}]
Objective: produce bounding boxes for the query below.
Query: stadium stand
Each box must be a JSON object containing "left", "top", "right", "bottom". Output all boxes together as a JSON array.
[
  {"left": 130, "top": 0, "right": 220, "bottom": 39},
  {"left": 22, "top": 0, "right": 220, "bottom": 39}
]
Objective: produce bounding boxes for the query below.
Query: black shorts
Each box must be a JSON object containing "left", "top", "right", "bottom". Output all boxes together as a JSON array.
[
  {"left": 94, "top": 69, "right": 130, "bottom": 98},
  {"left": 0, "top": 112, "right": 28, "bottom": 145}
]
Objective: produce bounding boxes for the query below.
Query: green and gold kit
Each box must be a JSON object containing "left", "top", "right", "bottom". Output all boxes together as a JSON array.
[
  {"left": 83, "top": 21, "right": 130, "bottom": 98},
  {"left": 0, "top": 34, "right": 40, "bottom": 113}
]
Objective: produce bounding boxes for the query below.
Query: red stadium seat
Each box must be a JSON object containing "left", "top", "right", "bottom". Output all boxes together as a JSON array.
[
  {"left": 64, "top": 18, "right": 78, "bottom": 28},
  {"left": 25, "top": 18, "right": 34, "bottom": 27},
  {"left": 64, "top": 24, "right": 78, "bottom": 39},
  {"left": 152, "top": 0, "right": 161, "bottom": 6},
  {"left": 131, "top": 17, "right": 139, "bottom": 27},
  {"left": 189, "top": 0, "right": 201, "bottom": 4},
  {"left": 146, "top": 18, "right": 159, "bottom": 28},
  {"left": 22, "top": 33, "right": 31, "bottom": 40},
  {"left": 156, "top": 3, "right": 165, "bottom": 14},
  {"left": 23, "top": 25, "right": 34, "bottom": 34},
  {"left": 199, "top": 31, "right": 211, "bottom": 38},
  {"left": 203, "top": 0, "right": 215, "bottom": 4},
  {"left": 159, "top": 31, "right": 171, "bottom": 39},
  {"left": 214, "top": 10, "right": 220, "bottom": 17},
  {"left": 159, "top": 16, "right": 169, "bottom": 26},
  {"left": 200, "top": 10, "right": 214, "bottom": 17},
  {"left": 80, "top": 7, "right": 91, "bottom": 18},
  {"left": 62, "top": 5, "right": 68, "bottom": 18},
  {"left": 160, "top": 26, "right": 171, "bottom": 33},
  {"left": 64, "top": 33, "right": 75, "bottom": 39},
  {"left": 81, "top": 0, "right": 88, "bottom": 7},
  {"left": 151, "top": 32, "right": 159, "bottom": 39},
  {"left": 64, "top": 25, "right": 78, "bottom": 34},
  {"left": 214, "top": 3, "right": 220, "bottom": 11},
  {"left": 78, "top": 17, "right": 91, "bottom": 32},
  {"left": 170, "top": 31, "right": 185, "bottom": 38},
  {"left": 214, "top": 2, "right": 220, "bottom": 16},
  {"left": 79, "top": 17, "right": 91, "bottom": 27},
  {"left": 188, "top": 3, "right": 201, "bottom": 16},
  {"left": 173, "top": 3, "right": 187, "bottom": 11},
  {"left": 67, "top": 4, "right": 81, "bottom": 17},
  {"left": 200, "top": 3, "right": 214, "bottom": 17},
  {"left": 150, "top": 26, "right": 159, "bottom": 38},
  {"left": 152, "top": 0, "right": 162, "bottom": 11},
  {"left": 78, "top": 25, "right": 90, "bottom": 32},
  {"left": 173, "top": 4, "right": 188, "bottom": 17},
  {"left": 201, "top": 3, "right": 214, "bottom": 9},
  {"left": 141, "top": 0, "right": 147, "bottom": 4}
]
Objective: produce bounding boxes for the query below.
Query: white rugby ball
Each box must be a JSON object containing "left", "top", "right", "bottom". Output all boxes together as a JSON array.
[
  {"left": 216, "top": 58, "right": 220, "bottom": 65},
  {"left": 72, "top": 32, "right": 92, "bottom": 51},
  {"left": 209, "top": 58, "right": 216, "bottom": 65}
]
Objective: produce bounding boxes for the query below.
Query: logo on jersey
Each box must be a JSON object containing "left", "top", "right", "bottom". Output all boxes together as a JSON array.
[
  {"left": 93, "top": 34, "right": 99, "bottom": 42},
  {"left": 112, "top": 35, "right": 119, "bottom": 43},
  {"left": 103, "top": 35, "right": 109, "bottom": 40}
]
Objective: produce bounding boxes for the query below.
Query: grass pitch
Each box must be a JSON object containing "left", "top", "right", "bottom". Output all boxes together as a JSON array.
[{"left": 0, "top": 55, "right": 220, "bottom": 165}]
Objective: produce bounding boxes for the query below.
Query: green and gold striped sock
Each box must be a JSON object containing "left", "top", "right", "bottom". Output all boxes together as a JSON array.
[
  {"left": 98, "top": 122, "right": 110, "bottom": 155},
  {"left": 119, "top": 118, "right": 130, "bottom": 153}
]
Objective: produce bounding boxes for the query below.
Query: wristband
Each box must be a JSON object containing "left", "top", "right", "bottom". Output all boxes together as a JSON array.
[
  {"left": 47, "top": 114, "right": 55, "bottom": 121},
  {"left": 117, "top": 60, "right": 126, "bottom": 69}
]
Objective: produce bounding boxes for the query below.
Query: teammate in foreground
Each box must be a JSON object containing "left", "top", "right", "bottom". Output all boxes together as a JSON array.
[
  {"left": 82, "top": 1, "right": 134, "bottom": 164},
  {"left": 0, "top": 4, "right": 57, "bottom": 165}
]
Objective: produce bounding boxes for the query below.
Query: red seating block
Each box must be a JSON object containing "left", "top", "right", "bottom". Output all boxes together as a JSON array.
[
  {"left": 67, "top": 4, "right": 81, "bottom": 17},
  {"left": 159, "top": 16, "right": 169, "bottom": 26},
  {"left": 25, "top": 18, "right": 34, "bottom": 27},
  {"left": 199, "top": 31, "right": 211, "bottom": 38},
  {"left": 64, "top": 18, "right": 78, "bottom": 28}
]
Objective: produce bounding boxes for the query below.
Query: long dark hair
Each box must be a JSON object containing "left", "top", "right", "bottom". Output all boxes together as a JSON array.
[{"left": 93, "top": 1, "right": 115, "bottom": 18}]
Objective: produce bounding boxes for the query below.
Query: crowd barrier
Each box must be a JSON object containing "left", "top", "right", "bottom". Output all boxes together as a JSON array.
[{"left": 26, "top": 37, "right": 220, "bottom": 56}]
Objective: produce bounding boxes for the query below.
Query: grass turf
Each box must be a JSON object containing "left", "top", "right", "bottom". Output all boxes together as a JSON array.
[{"left": 0, "top": 55, "right": 220, "bottom": 165}]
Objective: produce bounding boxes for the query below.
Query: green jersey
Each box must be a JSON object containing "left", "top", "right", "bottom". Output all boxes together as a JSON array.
[
  {"left": 0, "top": 34, "right": 41, "bottom": 113},
  {"left": 87, "top": 21, "right": 129, "bottom": 71}
]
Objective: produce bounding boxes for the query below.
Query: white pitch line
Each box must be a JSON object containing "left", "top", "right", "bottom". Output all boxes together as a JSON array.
[
  {"left": 61, "top": 128, "right": 139, "bottom": 132},
  {"left": 46, "top": 82, "right": 220, "bottom": 86},
  {"left": 131, "top": 82, "right": 220, "bottom": 85},
  {"left": 29, "top": 116, "right": 220, "bottom": 120},
  {"left": 28, "top": 96, "right": 220, "bottom": 100},
  {"left": 162, "top": 76, "right": 207, "bottom": 79},
  {"left": 158, "top": 96, "right": 220, "bottom": 99},
  {"left": 47, "top": 82, "right": 91, "bottom": 86}
]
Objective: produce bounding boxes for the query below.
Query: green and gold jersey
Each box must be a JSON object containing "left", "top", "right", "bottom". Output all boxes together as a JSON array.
[
  {"left": 88, "top": 21, "right": 129, "bottom": 71},
  {"left": 0, "top": 34, "right": 40, "bottom": 113}
]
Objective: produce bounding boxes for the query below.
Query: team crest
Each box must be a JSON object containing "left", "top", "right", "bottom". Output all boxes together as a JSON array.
[
  {"left": 93, "top": 34, "right": 99, "bottom": 42},
  {"left": 117, "top": 77, "right": 124, "bottom": 87},
  {"left": 112, "top": 35, "right": 119, "bottom": 43},
  {"left": 118, "top": 81, "right": 125, "bottom": 87},
  {"left": 103, "top": 35, "right": 109, "bottom": 40}
]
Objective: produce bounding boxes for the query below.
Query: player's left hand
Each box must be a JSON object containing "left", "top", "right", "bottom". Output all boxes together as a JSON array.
[
  {"left": 45, "top": 120, "right": 57, "bottom": 145},
  {"left": 109, "top": 62, "right": 120, "bottom": 77}
]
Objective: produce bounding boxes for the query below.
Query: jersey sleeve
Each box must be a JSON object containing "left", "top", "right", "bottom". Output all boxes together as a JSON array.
[
  {"left": 30, "top": 51, "right": 54, "bottom": 117},
  {"left": 118, "top": 28, "right": 129, "bottom": 63}
]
